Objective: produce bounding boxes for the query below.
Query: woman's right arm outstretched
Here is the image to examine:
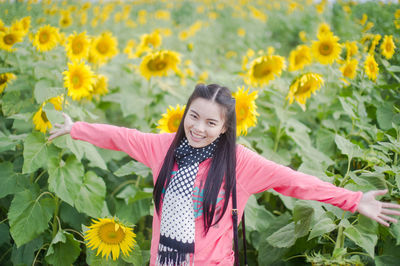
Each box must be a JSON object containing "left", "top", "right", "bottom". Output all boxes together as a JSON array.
[{"left": 48, "top": 113, "right": 174, "bottom": 171}]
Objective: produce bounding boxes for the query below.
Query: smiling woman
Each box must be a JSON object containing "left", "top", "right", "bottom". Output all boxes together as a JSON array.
[{"left": 48, "top": 83, "right": 400, "bottom": 266}]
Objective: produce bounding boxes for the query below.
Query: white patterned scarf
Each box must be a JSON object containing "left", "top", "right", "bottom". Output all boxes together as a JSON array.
[{"left": 156, "top": 137, "right": 218, "bottom": 265}]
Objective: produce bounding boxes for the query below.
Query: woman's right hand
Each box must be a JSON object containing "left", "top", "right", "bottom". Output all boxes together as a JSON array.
[{"left": 48, "top": 113, "right": 74, "bottom": 141}]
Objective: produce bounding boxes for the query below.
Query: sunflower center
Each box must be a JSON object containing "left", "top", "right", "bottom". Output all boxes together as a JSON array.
[
  {"left": 237, "top": 105, "right": 249, "bottom": 121},
  {"left": 294, "top": 53, "right": 305, "bottom": 65},
  {"left": 98, "top": 223, "right": 125, "bottom": 244},
  {"left": 39, "top": 32, "right": 49, "bottom": 44},
  {"left": 4, "top": 34, "right": 16, "bottom": 45},
  {"left": 0, "top": 76, "right": 7, "bottom": 85},
  {"left": 368, "top": 62, "right": 376, "bottom": 72},
  {"left": 319, "top": 42, "right": 333, "bottom": 56},
  {"left": 296, "top": 82, "right": 312, "bottom": 95},
  {"left": 386, "top": 42, "right": 393, "bottom": 51},
  {"left": 343, "top": 66, "right": 353, "bottom": 77},
  {"left": 148, "top": 59, "right": 167, "bottom": 71},
  {"left": 167, "top": 114, "right": 181, "bottom": 132},
  {"left": 253, "top": 63, "right": 271, "bottom": 78},
  {"left": 72, "top": 40, "right": 84, "bottom": 54},
  {"left": 96, "top": 40, "right": 109, "bottom": 54},
  {"left": 71, "top": 74, "right": 82, "bottom": 87},
  {"left": 41, "top": 110, "right": 49, "bottom": 122}
]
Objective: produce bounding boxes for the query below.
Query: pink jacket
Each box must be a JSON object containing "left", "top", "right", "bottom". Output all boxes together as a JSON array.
[{"left": 71, "top": 122, "right": 362, "bottom": 265}]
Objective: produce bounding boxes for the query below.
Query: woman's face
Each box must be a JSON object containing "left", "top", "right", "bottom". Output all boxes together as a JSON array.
[{"left": 184, "top": 97, "right": 226, "bottom": 148}]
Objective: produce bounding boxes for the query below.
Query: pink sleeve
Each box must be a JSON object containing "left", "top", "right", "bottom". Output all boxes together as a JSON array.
[
  {"left": 236, "top": 145, "right": 362, "bottom": 213},
  {"left": 70, "top": 121, "right": 174, "bottom": 170}
]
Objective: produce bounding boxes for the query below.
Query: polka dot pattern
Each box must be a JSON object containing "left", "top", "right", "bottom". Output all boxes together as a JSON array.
[{"left": 157, "top": 137, "right": 219, "bottom": 265}]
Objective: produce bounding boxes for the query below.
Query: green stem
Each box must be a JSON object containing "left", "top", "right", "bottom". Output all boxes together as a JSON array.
[
  {"left": 31, "top": 243, "right": 49, "bottom": 266},
  {"left": 52, "top": 197, "right": 60, "bottom": 238},
  {"left": 339, "top": 157, "right": 352, "bottom": 187},
  {"left": 273, "top": 121, "right": 282, "bottom": 153},
  {"left": 135, "top": 175, "right": 142, "bottom": 187},
  {"left": 110, "top": 179, "right": 137, "bottom": 198},
  {"left": 0, "top": 247, "right": 12, "bottom": 264},
  {"left": 64, "top": 228, "right": 85, "bottom": 239},
  {"left": 34, "top": 170, "right": 47, "bottom": 183},
  {"left": 333, "top": 212, "right": 346, "bottom": 259},
  {"left": 0, "top": 217, "right": 8, "bottom": 224}
]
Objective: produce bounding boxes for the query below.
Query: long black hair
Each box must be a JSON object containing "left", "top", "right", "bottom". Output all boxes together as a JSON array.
[{"left": 153, "top": 83, "right": 237, "bottom": 234}]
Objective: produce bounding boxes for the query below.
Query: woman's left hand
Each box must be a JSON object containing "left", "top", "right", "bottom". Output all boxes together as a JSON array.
[{"left": 357, "top": 189, "right": 400, "bottom": 227}]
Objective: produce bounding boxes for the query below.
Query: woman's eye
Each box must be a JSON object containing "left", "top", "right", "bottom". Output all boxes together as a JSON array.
[{"left": 209, "top": 122, "right": 216, "bottom": 126}]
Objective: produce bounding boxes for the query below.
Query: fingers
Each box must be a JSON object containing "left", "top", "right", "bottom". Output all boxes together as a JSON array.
[
  {"left": 376, "top": 217, "right": 390, "bottom": 227},
  {"left": 382, "top": 208, "right": 400, "bottom": 216},
  {"left": 371, "top": 189, "right": 388, "bottom": 197},
  {"left": 379, "top": 214, "right": 398, "bottom": 224},
  {"left": 382, "top": 202, "right": 400, "bottom": 209}
]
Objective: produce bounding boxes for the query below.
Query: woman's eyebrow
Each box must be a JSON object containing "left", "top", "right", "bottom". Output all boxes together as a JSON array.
[{"left": 189, "top": 109, "right": 220, "bottom": 122}]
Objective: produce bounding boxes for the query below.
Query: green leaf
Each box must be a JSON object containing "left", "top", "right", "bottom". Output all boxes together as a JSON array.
[
  {"left": 0, "top": 162, "right": 20, "bottom": 198},
  {"left": 293, "top": 201, "right": 314, "bottom": 237},
  {"left": 266, "top": 222, "right": 296, "bottom": 248},
  {"left": 334, "top": 134, "right": 363, "bottom": 159},
  {"left": 11, "top": 237, "right": 43, "bottom": 266},
  {"left": 121, "top": 243, "right": 142, "bottom": 265},
  {"left": 23, "top": 133, "right": 59, "bottom": 174},
  {"left": 375, "top": 255, "right": 400, "bottom": 266},
  {"left": 0, "top": 136, "right": 18, "bottom": 152},
  {"left": 75, "top": 171, "right": 106, "bottom": 217},
  {"left": 45, "top": 230, "right": 81, "bottom": 266},
  {"left": 308, "top": 217, "right": 337, "bottom": 240},
  {"left": 376, "top": 104, "right": 400, "bottom": 130},
  {"left": 114, "top": 161, "right": 151, "bottom": 177},
  {"left": 34, "top": 78, "right": 64, "bottom": 103},
  {"left": 0, "top": 223, "right": 10, "bottom": 246},
  {"left": 8, "top": 190, "right": 55, "bottom": 247},
  {"left": 339, "top": 97, "right": 356, "bottom": 118},
  {"left": 343, "top": 225, "right": 377, "bottom": 257},
  {"left": 244, "top": 195, "right": 274, "bottom": 232},
  {"left": 53, "top": 136, "right": 107, "bottom": 170},
  {"left": 2, "top": 91, "right": 24, "bottom": 116},
  {"left": 48, "top": 156, "right": 84, "bottom": 206}
]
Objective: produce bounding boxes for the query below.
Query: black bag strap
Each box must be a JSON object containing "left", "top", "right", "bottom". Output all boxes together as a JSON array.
[{"left": 232, "top": 181, "right": 248, "bottom": 266}]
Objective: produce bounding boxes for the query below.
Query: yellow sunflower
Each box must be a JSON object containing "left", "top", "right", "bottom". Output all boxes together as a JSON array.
[
  {"left": 0, "top": 19, "right": 6, "bottom": 32},
  {"left": 63, "top": 62, "right": 94, "bottom": 101},
  {"left": 232, "top": 87, "right": 259, "bottom": 136},
  {"left": 368, "top": 34, "right": 381, "bottom": 55},
  {"left": 364, "top": 54, "right": 379, "bottom": 81},
  {"left": 139, "top": 31, "right": 162, "bottom": 49},
  {"left": 312, "top": 34, "right": 342, "bottom": 65},
  {"left": 0, "top": 28, "right": 23, "bottom": 52},
  {"left": 288, "top": 45, "right": 312, "bottom": 71},
  {"left": 317, "top": 22, "right": 332, "bottom": 38},
  {"left": 380, "top": 35, "right": 395, "bottom": 60},
  {"left": 65, "top": 31, "right": 90, "bottom": 62},
  {"left": 48, "top": 95, "right": 63, "bottom": 111},
  {"left": 345, "top": 41, "right": 358, "bottom": 59},
  {"left": 157, "top": 104, "right": 186, "bottom": 133},
  {"left": 340, "top": 59, "right": 358, "bottom": 80},
  {"left": 139, "top": 50, "right": 181, "bottom": 80},
  {"left": 123, "top": 39, "right": 137, "bottom": 59},
  {"left": 85, "top": 217, "right": 136, "bottom": 261},
  {"left": 11, "top": 16, "right": 30, "bottom": 36},
  {"left": 89, "top": 32, "right": 119, "bottom": 65},
  {"left": 286, "top": 73, "right": 324, "bottom": 111},
  {"left": 59, "top": 12, "right": 73, "bottom": 28},
  {"left": 0, "top": 73, "right": 17, "bottom": 93},
  {"left": 32, "top": 25, "right": 60, "bottom": 52},
  {"left": 90, "top": 74, "right": 108, "bottom": 97},
  {"left": 247, "top": 54, "right": 286, "bottom": 87},
  {"left": 33, "top": 104, "right": 52, "bottom": 133}
]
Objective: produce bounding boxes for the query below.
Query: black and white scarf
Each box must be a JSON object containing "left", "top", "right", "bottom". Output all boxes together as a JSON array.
[{"left": 156, "top": 137, "right": 218, "bottom": 265}]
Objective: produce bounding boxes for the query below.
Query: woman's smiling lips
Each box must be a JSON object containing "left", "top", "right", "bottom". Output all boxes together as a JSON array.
[{"left": 190, "top": 130, "right": 205, "bottom": 142}]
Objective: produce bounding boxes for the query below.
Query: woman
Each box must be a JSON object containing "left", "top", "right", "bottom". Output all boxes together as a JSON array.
[{"left": 49, "top": 83, "right": 400, "bottom": 265}]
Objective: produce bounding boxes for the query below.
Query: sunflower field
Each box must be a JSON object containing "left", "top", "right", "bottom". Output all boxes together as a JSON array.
[{"left": 1, "top": 0, "right": 400, "bottom": 265}]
